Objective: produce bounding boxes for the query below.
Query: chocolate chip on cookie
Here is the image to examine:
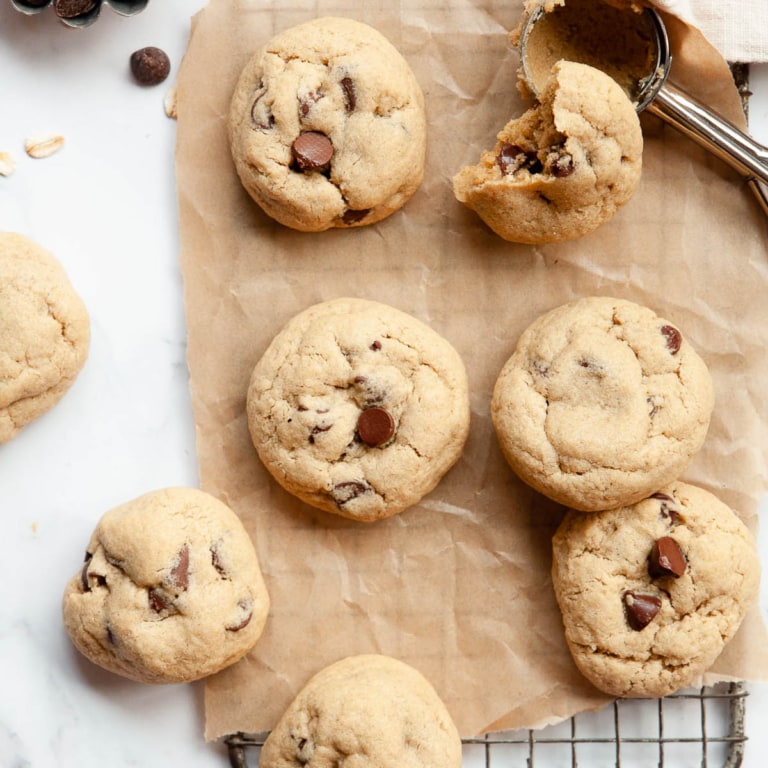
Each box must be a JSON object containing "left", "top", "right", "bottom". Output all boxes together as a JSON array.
[
  {"left": 648, "top": 536, "right": 687, "bottom": 579},
  {"left": 292, "top": 131, "right": 334, "bottom": 171},
  {"left": 623, "top": 591, "right": 661, "bottom": 631},
  {"left": 661, "top": 324, "right": 682, "bottom": 354},
  {"left": 357, "top": 407, "right": 395, "bottom": 447}
]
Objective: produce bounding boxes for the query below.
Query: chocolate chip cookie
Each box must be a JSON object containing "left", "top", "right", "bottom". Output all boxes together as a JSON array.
[
  {"left": 552, "top": 482, "right": 760, "bottom": 697},
  {"left": 229, "top": 17, "right": 426, "bottom": 231},
  {"left": 0, "top": 232, "right": 90, "bottom": 444},
  {"left": 62, "top": 487, "right": 270, "bottom": 684},
  {"left": 452, "top": 60, "right": 642, "bottom": 243},
  {"left": 491, "top": 297, "right": 714, "bottom": 511},
  {"left": 259, "top": 654, "right": 462, "bottom": 768},
  {"left": 247, "top": 298, "right": 470, "bottom": 522}
]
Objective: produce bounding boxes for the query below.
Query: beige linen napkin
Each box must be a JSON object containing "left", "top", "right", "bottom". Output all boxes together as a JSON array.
[{"left": 655, "top": 0, "right": 768, "bottom": 61}]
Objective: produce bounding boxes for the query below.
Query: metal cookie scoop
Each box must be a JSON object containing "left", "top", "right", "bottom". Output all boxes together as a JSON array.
[{"left": 519, "top": 0, "right": 768, "bottom": 216}]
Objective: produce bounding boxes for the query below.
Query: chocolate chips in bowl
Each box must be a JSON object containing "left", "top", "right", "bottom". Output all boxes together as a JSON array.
[{"left": 10, "top": 0, "right": 148, "bottom": 28}]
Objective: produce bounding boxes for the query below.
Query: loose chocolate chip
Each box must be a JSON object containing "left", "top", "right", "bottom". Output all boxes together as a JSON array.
[
  {"left": 80, "top": 552, "right": 93, "bottom": 592},
  {"left": 129, "top": 47, "right": 171, "bottom": 86},
  {"left": 341, "top": 76, "right": 356, "bottom": 112},
  {"left": 55, "top": 0, "right": 96, "bottom": 18},
  {"left": 292, "top": 131, "right": 334, "bottom": 172},
  {"left": 660, "top": 325, "right": 682, "bottom": 354},
  {"left": 332, "top": 480, "right": 371, "bottom": 506},
  {"left": 341, "top": 208, "right": 370, "bottom": 225},
  {"left": 357, "top": 407, "right": 395, "bottom": 447},
  {"left": 624, "top": 591, "right": 662, "bottom": 631},
  {"left": 648, "top": 536, "right": 687, "bottom": 579},
  {"left": 168, "top": 544, "right": 190, "bottom": 591},
  {"left": 148, "top": 588, "right": 171, "bottom": 613}
]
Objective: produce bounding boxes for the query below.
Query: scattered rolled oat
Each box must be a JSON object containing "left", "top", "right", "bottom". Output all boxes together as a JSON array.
[
  {"left": 25, "top": 133, "right": 65, "bottom": 159},
  {"left": 164, "top": 85, "right": 178, "bottom": 120},
  {"left": 0, "top": 151, "right": 16, "bottom": 177}
]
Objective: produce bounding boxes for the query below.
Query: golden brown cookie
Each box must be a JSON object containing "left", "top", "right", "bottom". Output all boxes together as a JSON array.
[
  {"left": 491, "top": 297, "right": 714, "bottom": 511},
  {"left": 452, "top": 60, "right": 642, "bottom": 244},
  {"left": 229, "top": 17, "right": 426, "bottom": 231},
  {"left": 260, "top": 655, "right": 462, "bottom": 768},
  {"left": 247, "top": 298, "right": 470, "bottom": 522},
  {"left": 552, "top": 482, "right": 760, "bottom": 697},
  {"left": 62, "top": 487, "right": 270, "bottom": 684},
  {"left": 0, "top": 232, "right": 90, "bottom": 443}
]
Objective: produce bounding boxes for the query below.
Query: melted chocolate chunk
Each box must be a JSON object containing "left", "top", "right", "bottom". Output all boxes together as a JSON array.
[
  {"left": 357, "top": 407, "right": 395, "bottom": 447},
  {"left": 211, "top": 544, "right": 229, "bottom": 578},
  {"left": 341, "top": 76, "right": 356, "bottom": 112},
  {"left": 80, "top": 552, "right": 93, "bottom": 592},
  {"left": 651, "top": 492, "right": 684, "bottom": 524},
  {"left": 648, "top": 536, "right": 687, "bottom": 579},
  {"left": 168, "top": 545, "right": 190, "bottom": 591},
  {"left": 292, "top": 131, "right": 334, "bottom": 171},
  {"left": 148, "top": 588, "right": 171, "bottom": 614},
  {"left": 299, "top": 89, "right": 323, "bottom": 118},
  {"left": 624, "top": 591, "right": 661, "bottom": 631},
  {"left": 251, "top": 85, "right": 275, "bottom": 130},
  {"left": 497, "top": 143, "right": 542, "bottom": 175},
  {"left": 660, "top": 325, "right": 682, "bottom": 354},
  {"left": 341, "top": 208, "right": 370, "bottom": 225},
  {"left": 332, "top": 481, "right": 371, "bottom": 506},
  {"left": 226, "top": 601, "right": 254, "bottom": 632}
]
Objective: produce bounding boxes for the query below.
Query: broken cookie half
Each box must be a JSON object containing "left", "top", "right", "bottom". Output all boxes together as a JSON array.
[{"left": 452, "top": 60, "right": 643, "bottom": 244}]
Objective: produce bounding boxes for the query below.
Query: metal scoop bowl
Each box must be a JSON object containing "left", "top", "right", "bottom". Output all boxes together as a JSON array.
[{"left": 519, "top": 1, "right": 768, "bottom": 216}]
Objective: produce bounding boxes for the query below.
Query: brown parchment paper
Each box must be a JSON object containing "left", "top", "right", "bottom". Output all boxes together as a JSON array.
[{"left": 174, "top": 0, "right": 768, "bottom": 740}]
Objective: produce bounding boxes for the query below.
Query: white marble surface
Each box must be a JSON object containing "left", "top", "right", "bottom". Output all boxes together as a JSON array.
[{"left": 0, "top": 2, "right": 766, "bottom": 766}]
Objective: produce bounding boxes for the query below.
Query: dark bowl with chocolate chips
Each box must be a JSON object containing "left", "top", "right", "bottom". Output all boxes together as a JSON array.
[{"left": 10, "top": 0, "right": 148, "bottom": 28}]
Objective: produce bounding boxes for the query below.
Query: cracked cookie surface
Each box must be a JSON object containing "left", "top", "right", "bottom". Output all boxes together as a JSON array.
[
  {"left": 228, "top": 17, "right": 426, "bottom": 232},
  {"left": 260, "top": 654, "right": 462, "bottom": 768},
  {"left": 0, "top": 232, "right": 90, "bottom": 443},
  {"left": 491, "top": 297, "right": 714, "bottom": 511},
  {"left": 247, "top": 297, "right": 470, "bottom": 522},
  {"left": 62, "top": 487, "right": 270, "bottom": 684},
  {"left": 452, "top": 60, "right": 642, "bottom": 243},
  {"left": 551, "top": 482, "right": 760, "bottom": 697}
]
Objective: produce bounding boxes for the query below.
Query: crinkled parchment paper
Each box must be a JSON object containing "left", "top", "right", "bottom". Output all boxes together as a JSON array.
[{"left": 173, "top": 0, "right": 768, "bottom": 739}]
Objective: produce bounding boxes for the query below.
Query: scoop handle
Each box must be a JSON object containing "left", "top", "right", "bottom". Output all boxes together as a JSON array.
[{"left": 647, "top": 81, "right": 768, "bottom": 215}]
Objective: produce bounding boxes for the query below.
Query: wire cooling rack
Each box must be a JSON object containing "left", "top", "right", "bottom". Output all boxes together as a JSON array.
[{"left": 224, "top": 681, "right": 748, "bottom": 768}]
